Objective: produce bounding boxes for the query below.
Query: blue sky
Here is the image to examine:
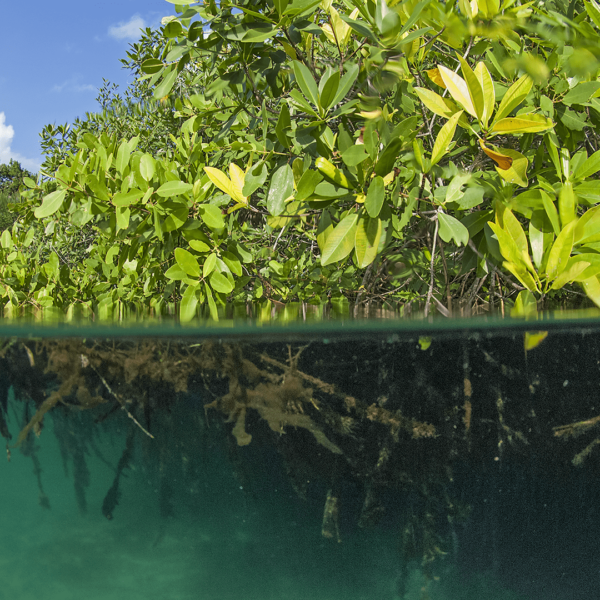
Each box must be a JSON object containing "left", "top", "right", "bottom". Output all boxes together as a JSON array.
[{"left": 0, "top": 0, "right": 176, "bottom": 173}]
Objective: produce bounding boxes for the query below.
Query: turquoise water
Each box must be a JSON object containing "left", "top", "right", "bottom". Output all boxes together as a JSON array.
[{"left": 1, "top": 316, "right": 599, "bottom": 600}]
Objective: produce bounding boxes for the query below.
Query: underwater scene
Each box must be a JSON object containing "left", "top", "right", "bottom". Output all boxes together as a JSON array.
[{"left": 0, "top": 322, "right": 599, "bottom": 600}]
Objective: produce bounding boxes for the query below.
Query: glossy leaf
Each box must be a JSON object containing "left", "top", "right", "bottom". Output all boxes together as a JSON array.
[
  {"left": 179, "top": 285, "right": 198, "bottom": 323},
  {"left": 175, "top": 248, "right": 201, "bottom": 278},
  {"left": 437, "top": 66, "right": 476, "bottom": 118},
  {"left": 493, "top": 75, "right": 533, "bottom": 123},
  {"left": 430, "top": 111, "right": 463, "bottom": 167},
  {"left": 321, "top": 213, "right": 358, "bottom": 266},
  {"left": 546, "top": 219, "right": 576, "bottom": 281},
  {"left": 490, "top": 115, "right": 554, "bottom": 135},
  {"left": 474, "top": 61, "right": 495, "bottom": 128},
  {"left": 210, "top": 271, "right": 234, "bottom": 294},
  {"left": 458, "top": 55, "right": 484, "bottom": 122}
]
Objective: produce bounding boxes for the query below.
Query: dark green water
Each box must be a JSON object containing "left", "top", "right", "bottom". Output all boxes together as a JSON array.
[{"left": 1, "top": 314, "right": 599, "bottom": 600}]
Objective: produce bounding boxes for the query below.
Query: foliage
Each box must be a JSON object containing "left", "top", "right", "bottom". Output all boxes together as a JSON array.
[
  {"left": 5, "top": 0, "right": 600, "bottom": 317},
  {"left": 0, "top": 160, "right": 33, "bottom": 232}
]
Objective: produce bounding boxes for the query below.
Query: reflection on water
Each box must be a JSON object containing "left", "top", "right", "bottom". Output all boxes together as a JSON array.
[{"left": 0, "top": 325, "right": 599, "bottom": 600}]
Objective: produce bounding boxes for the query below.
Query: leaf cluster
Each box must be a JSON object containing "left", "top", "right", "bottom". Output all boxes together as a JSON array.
[{"left": 6, "top": 0, "right": 600, "bottom": 316}]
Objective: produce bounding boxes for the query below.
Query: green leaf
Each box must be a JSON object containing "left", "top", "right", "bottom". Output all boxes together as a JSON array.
[
  {"left": 295, "top": 169, "right": 323, "bottom": 201},
  {"left": 165, "top": 264, "right": 187, "bottom": 281},
  {"left": 585, "top": 0, "right": 600, "bottom": 28},
  {"left": 539, "top": 191, "right": 560, "bottom": 236},
  {"left": 365, "top": 176, "right": 385, "bottom": 218},
  {"left": 317, "top": 210, "right": 333, "bottom": 253},
  {"left": 175, "top": 248, "right": 201, "bottom": 278},
  {"left": 141, "top": 59, "right": 163, "bottom": 74},
  {"left": 458, "top": 55, "right": 484, "bottom": 122},
  {"left": 550, "top": 258, "right": 592, "bottom": 290},
  {"left": 354, "top": 214, "right": 382, "bottom": 268},
  {"left": 321, "top": 213, "right": 359, "bottom": 266},
  {"left": 153, "top": 67, "right": 178, "bottom": 100},
  {"left": 115, "top": 140, "right": 132, "bottom": 175},
  {"left": 563, "top": 81, "right": 600, "bottom": 105},
  {"left": 374, "top": 138, "right": 403, "bottom": 177},
  {"left": 243, "top": 161, "right": 269, "bottom": 196},
  {"left": 189, "top": 239, "right": 211, "bottom": 253},
  {"left": 559, "top": 182, "right": 577, "bottom": 227},
  {"left": 199, "top": 205, "right": 225, "bottom": 230},
  {"left": 438, "top": 212, "right": 469, "bottom": 246},
  {"left": 341, "top": 145, "right": 368, "bottom": 167},
  {"left": 493, "top": 74, "right": 532, "bottom": 123},
  {"left": 34, "top": 190, "right": 66, "bottom": 218},
  {"left": 275, "top": 102, "right": 292, "bottom": 147},
  {"left": 140, "top": 154, "right": 156, "bottom": 182},
  {"left": 180, "top": 285, "right": 199, "bottom": 323},
  {"left": 546, "top": 219, "right": 576, "bottom": 281},
  {"left": 1, "top": 230, "right": 12, "bottom": 249},
  {"left": 156, "top": 180, "right": 193, "bottom": 197},
  {"left": 267, "top": 164, "right": 294, "bottom": 216},
  {"left": 210, "top": 271, "right": 234, "bottom": 294},
  {"left": 115, "top": 206, "right": 130, "bottom": 231},
  {"left": 203, "top": 253, "right": 217, "bottom": 278},
  {"left": 289, "top": 90, "right": 319, "bottom": 117},
  {"left": 331, "top": 64, "right": 359, "bottom": 107},
  {"left": 112, "top": 189, "right": 143, "bottom": 207},
  {"left": 292, "top": 61, "right": 319, "bottom": 108},
  {"left": 222, "top": 251, "right": 242, "bottom": 276},
  {"left": 575, "top": 149, "right": 600, "bottom": 180},
  {"left": 204, "top": 282, "right": 219, "bottom": 321},
  {"left": 430, "top": 111, "right": 462, "bottom": 168},
  {"left": 319, "top": 71, "right": 340, "bottom": 111}
]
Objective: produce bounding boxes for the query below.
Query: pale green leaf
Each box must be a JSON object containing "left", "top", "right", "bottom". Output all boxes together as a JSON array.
[
  {"left": 493, "top": 74, "right": 533, "bottom": 123},
  {"left": 156, "top": 180, "right": 193, "bottom": 197},
  {"left": 430, "top": 111, "right": 463, "bottom": 167},
  {"left": 34, "top": 190, "right": 66, "bottom": 219},
  {"left": 354, "top": 214, "right": 382, "bottom": 268},
  {"left": 321, "top": 213, "right": 358, "bottom": 266},
  {"left": 438, "top": 212, "right": 469, "bottom": 246}
]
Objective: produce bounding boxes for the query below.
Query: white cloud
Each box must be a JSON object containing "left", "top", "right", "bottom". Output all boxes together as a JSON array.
[
  {"left": 51, "top": 78, "right": 96, "bottom": 94},
  {"left": 108, "top": 14, "right": 147, "bottom": 41},
  {"left": 0, "top": 112, "right": 41, "bottom": 172}
]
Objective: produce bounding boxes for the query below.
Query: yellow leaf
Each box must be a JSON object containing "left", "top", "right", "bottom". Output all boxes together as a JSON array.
[
  {"left": 437, "top": 65, "right": 477, "bottom": 118},
  {"left": 426, "top": 68, "right": 445, "bottom": 88},
  {"left": 457, "top": 55, "right": 484, "bottom": 122},
  {"left": 474, "top": 62, "right": 495, "bottom": 128},
  {"left": 524, "top": 331, "right": 548, "bottom": 351},
  {"left": 229, "top": 163, "right": 247, "bottom": 204},
  {"left": 414, "top": 87, "right": 456, "bottom": 119},
  {"left": 494, "top": 148, "right": 529, "bottom": 187},
  {"left": 491, "top": 115, "right": 554, "bottom": 134},
  {"left": 430, "top": 111, "right": 463, "bottom": 168},
  {"left": 204, "top": 166, "right": 235, "bottom": 197}
]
